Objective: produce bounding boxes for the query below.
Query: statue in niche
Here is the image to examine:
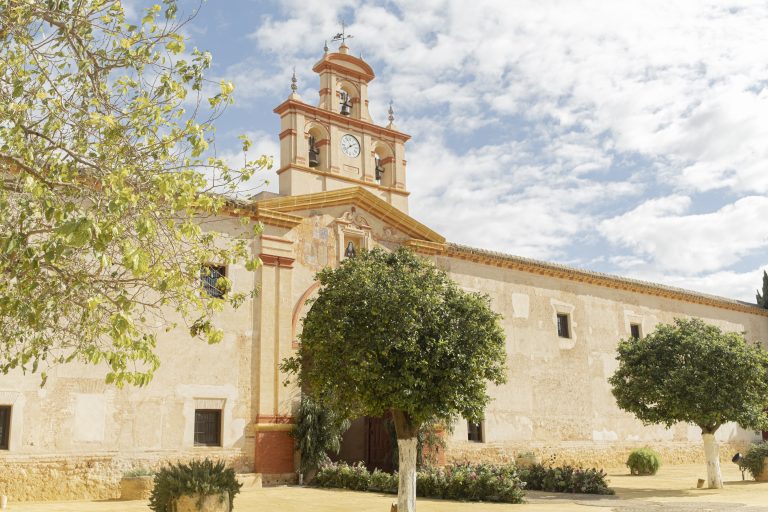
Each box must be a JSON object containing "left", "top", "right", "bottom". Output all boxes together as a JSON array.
[{"left": 344, "top": 240, "right": 357, "bottom": 258}]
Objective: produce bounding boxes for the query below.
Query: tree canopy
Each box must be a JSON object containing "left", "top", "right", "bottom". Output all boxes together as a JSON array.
[
  {"left": 282, "top": 247, "right": 507, "bottom": 511},
  {"left": 757, "top": 270, "right": 768, "bottom": 308},
  {"left": 0, "top": 0, "right": 267, "bottom": 386},
  {"left": 609, "top": 318, "right": 768, "bottom": 434},
  {"left": 609, "top": 317, "right": 768, "bottom": 488},
  {"left": 283, "top": 247, "right": 508, "bottom": 429}
]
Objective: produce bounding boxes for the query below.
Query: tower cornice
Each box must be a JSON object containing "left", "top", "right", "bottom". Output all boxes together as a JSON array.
[{"left": 273, "top": 99, "right": 411, "bottom": 142}]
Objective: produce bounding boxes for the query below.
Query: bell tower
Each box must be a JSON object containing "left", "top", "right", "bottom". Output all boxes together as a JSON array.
[{"left": 273, "top": 42, "right": 411, "bottom": 213}]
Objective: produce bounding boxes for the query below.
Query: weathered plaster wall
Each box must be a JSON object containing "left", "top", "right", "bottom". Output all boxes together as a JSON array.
[
  {"left": 0, "top": 217, "right": 257, "bottom": 501},
  {"left": 439, "top": 255, "right": 767, "bottom": 463}
]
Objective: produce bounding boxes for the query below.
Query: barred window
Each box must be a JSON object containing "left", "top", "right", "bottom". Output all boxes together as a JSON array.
[
  {"left": 194, "top": 409, "right": 222, "bottom": 447},
  {"left": 200, "top": 265, "right": 227, "bottom": 298},
  {"left": 0, "top": 406, "right": 11, "bottom": 450},
  {"left": 556, "top": 313, "right": 570, "bottom": 338},
  {"left": 467, "top": 420, "right": 483, "bottom": 443},
  {"left": 630, "top": 323, "right": 641, "bottom": 339}
]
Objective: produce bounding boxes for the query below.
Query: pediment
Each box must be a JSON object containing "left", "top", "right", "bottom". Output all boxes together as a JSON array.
[{"left": 253, "top": 187, "right": 445, "bottom": 247}]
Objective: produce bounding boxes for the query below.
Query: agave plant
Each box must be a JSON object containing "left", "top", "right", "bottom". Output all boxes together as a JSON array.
[{"left": 148, "top": 459, "right": 242, "bottom": 512}]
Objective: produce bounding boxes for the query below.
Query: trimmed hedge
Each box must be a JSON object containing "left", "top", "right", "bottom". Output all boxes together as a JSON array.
[
  {"left": 313, "top": 461, "right": 615, "bottom": 501},
  {"left": 519, "top": 464, "right": 615, "bottom": 495}
]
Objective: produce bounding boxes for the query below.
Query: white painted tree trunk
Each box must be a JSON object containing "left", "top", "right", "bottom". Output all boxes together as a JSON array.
[
  {"left": 397, "top": 437, "right": 418, "bottom": 512},
  {"left": 702, "top": 432, "right": 723, "bottom": 489}
]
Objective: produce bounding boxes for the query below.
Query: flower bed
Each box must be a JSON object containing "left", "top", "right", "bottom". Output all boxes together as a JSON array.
[
  {"left": 519, "top": 464, "right": 615, "bottom": 495},
  {"left": 313, "top": 460, "right": 613, "bottom": 502}
]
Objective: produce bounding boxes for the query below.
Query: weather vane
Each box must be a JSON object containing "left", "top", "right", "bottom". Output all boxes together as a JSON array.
[{"left": 331, "top": 21, "right": 354, "bottom": 45}]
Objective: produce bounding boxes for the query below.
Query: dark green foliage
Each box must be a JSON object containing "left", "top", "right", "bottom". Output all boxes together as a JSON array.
[
  {"left": 148, "top": 459, "right": 242, "bottom": 512},
  {"left": 609, "top": 318, "right": 768, "bottom": 434},
  {"left": 291, "top": 395, "right": 350, "bottom": 474},
  {"left": 757, "top": 271, "right": 768, "bottom": 308},
  {"left": 282, "top": 247, "right": 507, "bottom": 428},
  {"left": 742, "top": 442, "right": 768, "bottom": 479},
  {"left": 626, "top": 448, "right": 661, "bottom": 475},
  {"left": 519, "top": 464, "right": 615, "bottom": 495},
  {"left": 313, "top": 461, "right": 526, "bottom": 503}
]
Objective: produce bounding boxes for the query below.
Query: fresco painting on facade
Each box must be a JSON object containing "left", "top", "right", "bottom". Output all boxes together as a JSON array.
[{"left": 1, "top": 40, "right": 767, "bottom": 502}]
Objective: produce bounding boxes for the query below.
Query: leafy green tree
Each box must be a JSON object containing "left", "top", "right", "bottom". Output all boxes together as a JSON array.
[
  {"left": 282, "top": 248, "right": 507, "bottom": 512},
  {"left": 757, "top": 270, "right": 768, "bottom": 308},
  {"left": 291, "top": 395, "right": 351, "bottom": 479},
  {"left": 0, "top": 1, "right": 267, "bottom": 386},
  {"left": 609, "top": 318, "right": 768, "bottom": 488}
]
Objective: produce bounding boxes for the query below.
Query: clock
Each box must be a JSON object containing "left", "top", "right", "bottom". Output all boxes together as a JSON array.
[{"left": 340, "top": 134, "right": 360, "bottom": 157}]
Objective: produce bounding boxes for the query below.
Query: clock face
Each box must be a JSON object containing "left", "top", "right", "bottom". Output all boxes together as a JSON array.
[{"left": 340, "top": 134, "right": 360, "bottom": 158}]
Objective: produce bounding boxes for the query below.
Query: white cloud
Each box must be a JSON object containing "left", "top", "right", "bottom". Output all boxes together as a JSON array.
[
  {"left": 237, "top": 0, "right": 768, "bottom": 300},
  {"left": 599, "top": 195, "right": 768, "bottom": 274}
]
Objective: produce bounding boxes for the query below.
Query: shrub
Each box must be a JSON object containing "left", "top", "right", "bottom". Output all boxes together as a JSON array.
[
  {"left": 520, "top": 464, "right": 614, "bottom": 495},
  {"left": 626, "top": 448, "right": 661, "bottom": 475},
  {"left": 123, "top": 467, "right": 154, "bottom": 477},
  {"left": 742, "top": 442, "right": 768, "bottom": 479},
  {"left": 291, "top": 396, "right": 351, "bottom": 476},
  {"left": 313, "top": 461, "right": 525, "bottom": 503},
  {"left": 148, "top": 459, "right": 242, "bottom": 512}
]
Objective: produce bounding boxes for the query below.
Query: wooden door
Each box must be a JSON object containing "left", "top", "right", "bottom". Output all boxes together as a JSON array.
[{"left": 366, "top": 416, "right": 393, "bottom": 472}]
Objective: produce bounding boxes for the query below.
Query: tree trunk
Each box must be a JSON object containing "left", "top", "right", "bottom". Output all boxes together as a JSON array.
[
  {"left": 702, "top": 430, "right": 723, "bottom": 489},
  {"left": 392, "top": 410, "right": 420, "bottom": 512}
]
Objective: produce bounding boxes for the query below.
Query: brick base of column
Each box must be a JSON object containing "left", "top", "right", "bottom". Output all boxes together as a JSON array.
[{"left": 254, "top": 429, "right": 295, "bottom": 475}]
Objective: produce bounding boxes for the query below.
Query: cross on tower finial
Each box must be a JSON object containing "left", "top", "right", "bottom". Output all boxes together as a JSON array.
[{"left": 331, "top": 21, "right": 354, "bottom": 45}]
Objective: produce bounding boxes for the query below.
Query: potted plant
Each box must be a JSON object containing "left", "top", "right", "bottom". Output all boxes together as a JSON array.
[
  {"left": 120, "top": 467, "right": 155, "bottom": 500},
  {"left": 148, "top": 459, "right": 242, "bottom": 512},
  {"left": 742, "top": 442, "right": 768, "bottom": 482}
]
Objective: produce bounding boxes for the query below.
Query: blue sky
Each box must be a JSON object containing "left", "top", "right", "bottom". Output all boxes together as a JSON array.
[{"left": 137, "top": 0, "right": 768, "bottom": 302}]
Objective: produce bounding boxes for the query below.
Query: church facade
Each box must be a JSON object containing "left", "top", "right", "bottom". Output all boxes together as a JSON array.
[{"left": 1, "top": 44, "right": 767, "bottom": 501}]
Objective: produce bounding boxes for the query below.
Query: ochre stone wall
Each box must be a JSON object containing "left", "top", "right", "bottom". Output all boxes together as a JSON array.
[
  {"left": 0, "top": 451, "right": 250, "bottom": 502},
  {"left": 445, "top": 441, "right": 752, "bottom": 470}
]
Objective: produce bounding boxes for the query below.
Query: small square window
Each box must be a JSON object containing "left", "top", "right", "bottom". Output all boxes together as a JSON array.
[
  {"left": 630, "top": 323, "right": 641, "bottom": 339},
  {"left": 194, "top": 409, "right": 222, "bottom": 447},
  {"left": 0, "top": 406, "right": 11, "bottom": 450},
  {"left": 200, "top": 265, "right": 227, "bottom": 298},
  {"left": 556, "top": 314, "right": 570, "bottom": 338},
  {"left": 467, "top": 420, "right": 483, "bottom": 443}
]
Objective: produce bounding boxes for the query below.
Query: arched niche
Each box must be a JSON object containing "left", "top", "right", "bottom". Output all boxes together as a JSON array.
[
  {"left": 305, "top": 122, "right": 329, "bottom": 171},
  {"left": 336, "top": 81, "right": 359, "bottom": 118},
  {"left": 371, "top": 141, "right": 395, "bottom": 186},
  {"left": 291, "top": 281, "right": 321, "bottom": 348}
]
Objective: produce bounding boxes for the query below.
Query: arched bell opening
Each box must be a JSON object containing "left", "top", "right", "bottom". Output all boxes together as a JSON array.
[
  {"left": 371, "top": 142, "right": 394, "bottom": 186},
  {"left": 305, "top": 123, "right": 329, "bottom": 171},
  {"left": 337, "top": 82, "right": 359, "bottom": 118}
]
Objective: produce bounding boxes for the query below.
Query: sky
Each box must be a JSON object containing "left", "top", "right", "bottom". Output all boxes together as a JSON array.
[{"left": 147, "top": 0, "right": 768, "bottom": 303}]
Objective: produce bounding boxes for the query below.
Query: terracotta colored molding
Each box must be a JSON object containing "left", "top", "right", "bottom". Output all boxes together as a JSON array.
[
  {"left": 259, "top": 254, "right": 294, "bottom": 269},
  {"left": 256, "top": 187, "right": 440, "bottom": 243},
  {"left": 274, "top": 100, "right": 410, "bottom": 142},
  {"left": 275, "top": 165, "right": 410, "bottom": 195},
  {"left": 278, "top": 128, "right": 296, "bottom": 140},
  {"left": 446, "top": 243, "right": 768, "bottom": 318}
]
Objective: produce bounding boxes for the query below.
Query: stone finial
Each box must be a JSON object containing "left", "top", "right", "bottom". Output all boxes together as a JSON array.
[
  {"left": 290, "top": 68, "right": 297, "bottom": 92},
  {"left": 388, "top": 101, "right": 395, "bottom": 123},
  {"left": 323, "top": 40, "right": 329, "bottom": 54}
]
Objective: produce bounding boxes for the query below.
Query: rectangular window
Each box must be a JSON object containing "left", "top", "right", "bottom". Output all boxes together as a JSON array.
[
  {"left": 0, "top": 406, "right": 11, "bottom": 450},
  {"left": 556, "top": 313, "right": 570, "bottom": 338},
  {"left": 200, "top": 265, "right": 227, "bottom": 298},
  {"left": 630, "top": 323, "right": 641, "bottom": 339},
  {"left": 467, "top": 420, "right": 483, "bottom": 442},
  {"left": 194, "top": 409, "right": 222, "bottom": 447}
]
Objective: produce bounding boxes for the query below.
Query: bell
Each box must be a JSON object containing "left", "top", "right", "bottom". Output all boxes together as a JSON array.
[
  {"left": 375, "top": 162, "right": 384, "bottom": 181},
  {"left": 340, "top": 91, "right": 352, "bottom": 116},
  {"left": 308, "top": 136, "right": 319, "bottom": 167}
]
